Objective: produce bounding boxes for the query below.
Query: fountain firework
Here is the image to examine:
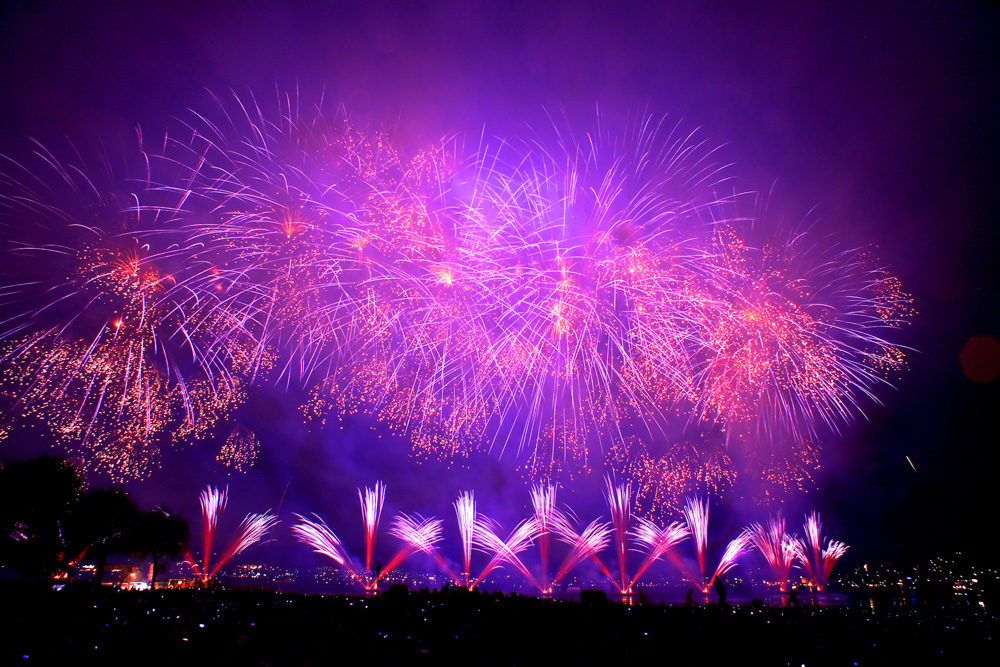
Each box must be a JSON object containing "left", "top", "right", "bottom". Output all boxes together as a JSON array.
[
  {"left": 292, "top": 481, "right": 439, "bottom": 592},
  {"left": 185, "top": 485, "right": 278, "bottom": 583},
  {"left": 605, "top": 479, "right": 633, "bottom": 593},
  {"left": 286, "top": 481, "right": 856, "bottom": 597},
  {"left": 681, "top": 495, "right": 751, "bottom": 593},
  {"left": 530, "top": 483, "right": 558, "bottom": 591},
  {"left": 359, "top": 481, "right": 385, "bottom": 573},
  {"left": 791, "top": 512, "right": 849, "bottom": 592},
  {"left": 747, "top": 515, "right": 797, "bottom": 592},
  {"left": 454, "top": 491, "right": 476, "bottom": 589},
  {"left": 592, "top": 478, "right": 693, "bottom": 594}
]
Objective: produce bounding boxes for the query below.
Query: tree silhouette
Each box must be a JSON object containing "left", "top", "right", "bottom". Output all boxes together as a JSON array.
[
  {"left": 0, "top": 455, "right": 83, "bottom": 580},
  {"left": 68, "top": 489, "right": 139, "bottom": 585},
  {"left": 133, "top": 509, "right": 189, "bottom": 588}
]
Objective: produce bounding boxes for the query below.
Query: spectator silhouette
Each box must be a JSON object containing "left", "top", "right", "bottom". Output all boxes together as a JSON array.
[{"left": 714, "top": 578, "right": 727, "bottom": 606}]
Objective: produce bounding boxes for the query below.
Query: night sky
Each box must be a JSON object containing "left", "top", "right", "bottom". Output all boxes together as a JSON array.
[{"left": 1, "top": 0, "right": 998, "bottom": 575}]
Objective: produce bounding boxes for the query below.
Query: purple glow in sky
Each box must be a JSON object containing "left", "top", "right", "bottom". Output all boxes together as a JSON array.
[{"left": 0, "top": 1, "right": 997, "bottom": 570}]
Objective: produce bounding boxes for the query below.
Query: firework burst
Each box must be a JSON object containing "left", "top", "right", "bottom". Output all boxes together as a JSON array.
[{"left": 0, "top": 96, "right": 912, "bottom": 497}]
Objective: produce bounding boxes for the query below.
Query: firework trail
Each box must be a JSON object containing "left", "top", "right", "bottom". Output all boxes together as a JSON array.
[
  {"left": 605, "top": 478, "right": 633, "bottom": 593},
  {"left": 209, "top": 512, "right": 281, "bottom": 578},
  {"left": 454, "top": 491, "right": 476, "bottom": 588},
  {"left": 359, "top": 481, "right": 385, "bottom": 572},
  {"left": 530, "top": 483, "right": 558, "bottom": 590},
  {"left": 448, "top": 489, "right": 541, "bottom": 590},
  {"left": 291, "top": 513, "right": 367, "bottom": 587},
  {"left": 381, "top": 513, "right": 460, "bottom": 586},
  {"left": 791, "top": 511, "right": 848, "bottom": 592},
  {"left": 549, "top": 512, "right": 613, "bottom": 589},
  {"left": 681, "top": 495, "right": 751, "bottom": 592},
  {"left": 186, "top": 485, "right": 278, "bottom": 583},
  {"left": 199, "top": 485, "right": 227, "bottom": 576},
  {"left": 471, "top": 517, "right": 539, "bottom": 589},
  {"left": 629, "top": 516, "right": 690, "bottom": 585},
  {"left": 683, "top": 495, "right": 710, "bottom": 587},
  {"left": 747, "top": 515, "right": 797, "bottom": 592},
  {"left": 292, "top": 480, "right": 394, "bottom": 591}
]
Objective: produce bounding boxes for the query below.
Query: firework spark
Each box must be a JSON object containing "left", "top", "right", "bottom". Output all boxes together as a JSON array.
[
  {"left": 382, "top": 512, "right": 459, "bottom": 585},
  {"left": 291, "top": 513, "right": 368, "bottom": 587},
  {"left": 359, "top": 481, "right": 386, "bottom": 572},
  {"left": 530, "top": 483, "right": 558, "bottom": 590},
  {"left": 681, "top": 495, "right": 750, "bottom": 593},
  {"left": 747, "top": 515, "right": 798, "bottom": 592},
  {"left": 454, "top": 491, "right": 477, "bottom": 588},
  {"left": 186, "top": 485, "right": 278, "bottom": 583},
  {"left": 605, "top": 478, "right": 633, "bottom": 593},
  {"left": 471, "top": 517, "right": 539, "bottom": 589},
  {"left": 550, "top": 513, "right": 613, "bottom": 589},
  {"left": 791, "top": 511, "right": 848, "bottom": 592},
  {"left": 0, "top": 97, "right": 913, "bottom": 496}
]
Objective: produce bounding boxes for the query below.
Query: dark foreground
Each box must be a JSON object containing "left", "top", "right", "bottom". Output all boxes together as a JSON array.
[{"left": 1, "top": 583, "right": 993, "bottom": 666}]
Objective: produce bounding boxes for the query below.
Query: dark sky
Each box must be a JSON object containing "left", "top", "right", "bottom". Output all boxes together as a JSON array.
[{"left": 1, "top": 0, "right": 998, "bottom": 572}]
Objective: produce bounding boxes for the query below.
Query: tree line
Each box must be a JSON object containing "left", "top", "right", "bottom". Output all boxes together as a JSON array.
[{"left": 0, "top": 455, "right": 189, "bottom": 587}]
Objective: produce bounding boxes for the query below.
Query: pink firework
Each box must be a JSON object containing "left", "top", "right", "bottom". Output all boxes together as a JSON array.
[
  {"left": 380, "top": 513, "right": 460, "bottom": 586},
  {"left": 359, "top": 481, "right": 385, "bottom": 572},
  {"left": 549, "top": 512, "right": 613, "bottom": 589},
  {"left": 454, "top": 491, "right": 477, "bottom": 588},
  {"left": 629, "top": 516, "right": 690, "bottom": 586},
  {"left": 186, "top": 485, "right": 278, "bottom": 583},
  {"left": 291, "top": 513, "right": 368, "bottom": 587},
  {"left": 605, "top": 478, "right": 633, "bottom": 593},
  {"left": 687, "top": 225, "right": 912, "bottom": 470},
  {"left": 292, "top": 480, "right": 394, "bottom": 591},
  {"left": 471, "top": 517, "right": 540, "bottom": 589},
  {"left": 198, "top": 485, "right": 227, "bottom": 576},
  {"left": 681, "top": 495, "right": 751, "bottom": 593},
  {"left": 447, "top": 490, "right": 543, "bottom": 591},
  {"left": 0, "top": 98, "right": 914, "bottom": 497},
  {"left": 791, "top": 511, "right": 848, "bottom": 592},
  {"left": 529, "top": 483, "right": 558, "bottom": 590},
  {"left": 747, "top": 515, "right": 798, "bottom": 592}
]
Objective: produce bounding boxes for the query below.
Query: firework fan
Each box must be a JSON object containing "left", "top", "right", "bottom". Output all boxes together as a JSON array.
[
  {"left": 0, "top": 94, "right": 912, "bottom": 498},
  {"left": 0, "top": 139, "right": 249, "bottom": 480}
]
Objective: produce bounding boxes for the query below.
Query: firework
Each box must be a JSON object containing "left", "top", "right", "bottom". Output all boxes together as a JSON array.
[
  {"left": 791, "top": 511, "right": 848, "bottom": 592},
  {"left": 292, "top": 481, "right": 396, "bottom": 591},
  {"left": 291, "top": 513, "right": 368, "bottom": 587},
  {"left": 605, "top": 478, "right": 633, "bottom": 593},
  {"left": 0, "top": 97, "right": 913, "bottom": 494},
  {"left": 747, "top": 515, "right": 797, "bottom": 592},
  {"left": 454, "top": 491, "right": 476, "bottom": 588},
  {"left": 632, "top": 432, "right": 736, "bottom": 520},
  {"left": 217, "top": 424, "right": 259, "bottom": 472},
  {"left": 549, "top": 512, "right": 613, "bottom": 589},
  {"left": 381, "top": 513, "right": 459, "bottom": 586},
  {"left": 359, "top": 481, "right": 385, "bottom": 572},
  {"left": 471, "top": 517, "right": 539, "bottom": 589},
  {"left": 681, "top": 495, "right": 751, "bottom": 593},
  {"left": 529, "top": 483, "right": 558, "bottom": 590},
  {"left": 186, "top": 485, "right": 278, "bottom": 583},
  {"left": 0, "top": 144, "right": 251, "bottom": 480},
  {"left": 629, "top": 516, "right": 690, "bottom": 585},
  {"left": 686, "top": 226, "right": 911, "bottom": 485}
]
